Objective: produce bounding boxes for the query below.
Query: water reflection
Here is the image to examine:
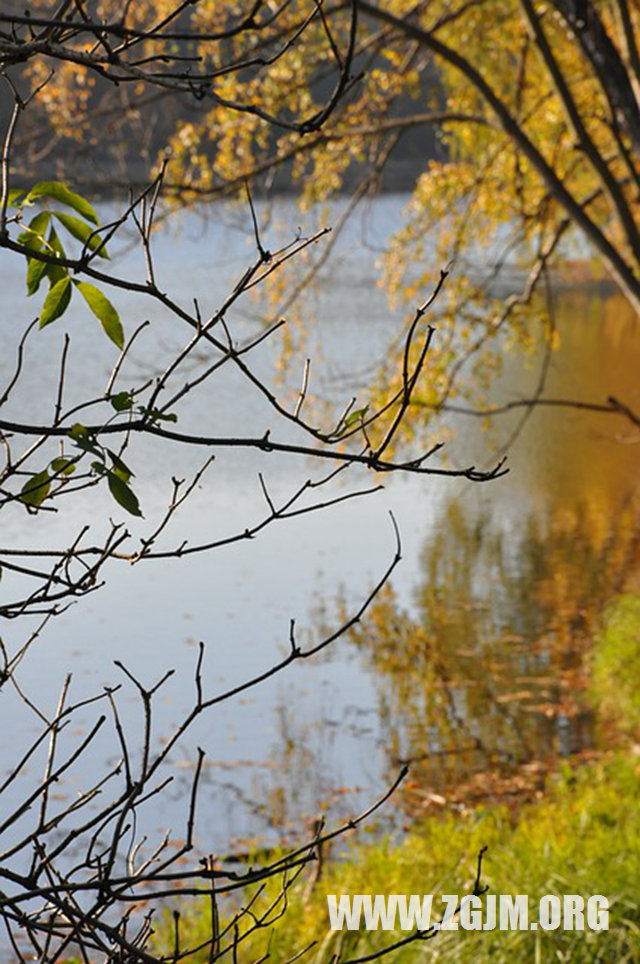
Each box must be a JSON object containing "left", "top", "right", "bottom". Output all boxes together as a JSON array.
[
  {"left": 172, "top": 283, "right": 640, "bottom": 836},
  {"left": 348, "top": 493, "right": 639, "bottom": 812},
  {"left": 342, "top": 287, "right": 640, "bottom": 815},
  {"left": 1, "top": 196, "right": 638, "bottom": 847}
]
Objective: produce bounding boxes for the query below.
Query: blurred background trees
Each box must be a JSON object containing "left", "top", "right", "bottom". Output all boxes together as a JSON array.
[{"left": 7, "top": 1, "right": 639, "bottom": 426}]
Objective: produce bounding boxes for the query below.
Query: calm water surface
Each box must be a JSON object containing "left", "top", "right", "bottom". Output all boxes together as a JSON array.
[{"left": 0, "top": 197, "right": 638, "bottom": 854}]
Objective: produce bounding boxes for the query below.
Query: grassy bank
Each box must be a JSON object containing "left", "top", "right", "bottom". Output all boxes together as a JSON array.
[
  {"left": 153, "top": 752, "right": 640, "bottom": 962},
  {"left": 150, "top": 592, "right": 640, "bottom": 961}
]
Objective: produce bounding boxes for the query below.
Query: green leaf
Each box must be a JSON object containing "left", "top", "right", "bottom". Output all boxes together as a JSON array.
[
  {"left": 50, "top": 457, "right": 76, "bottom": 476},
  {"left": 48, "top": 224, "right": 65, "bottom": 255},
  {"left": 25, "top": 181, "right": 99, "bottom": 225},
  {"left": 74, "top": 281, "right": 124, "bottom": 349},
  {"left": 30, "top": 210, "right": 51, "bottom": 231},
  {"left": 68, "top": 423, "right": 102, "bottom": 456},
  {"left": 7, "top": 188, "right": 26, "bottom": 207},
  {"left": 138, "top": 406, "right": 178, "bottom": 423},
  {"left": 107, "top": 471, "right": 143, "bottom": 517},
  {"left": 45, "top": 227, "right": 68, "bottom": 286},
  {"left": 53, "top": 212, "right": 109, "bottom": 258},
  {"left": 39, "top": 276, "right": 72, "bottom": 328},
  {"left": 109, "top": 391, "right": 133, "bottom": 412},
  {"left": 69, "top": 422, "right": 89, "bottom": 441},
  {"left": 18, "top": 211, "right": 51, "bottom": 251},
  {"left": 18, "top": 230, "right": 42, "bottom": 252},
  {"left": 107, "top": 449, "right": 133, "bottom": 482},
  {"left": 22, "top": 220, "right": 63, "bottom": 295},
  {"left": 19, "top": 223, "right": 67, "bottom": 288},
  {"left": 342, "top": 406, "right": 369, "bottom": 430},
  {"left": 26, "top": 256, "right": 49, "bottom": 296},
  {"left": 20, "top": 469, "right": 50, "bottom": 507}
]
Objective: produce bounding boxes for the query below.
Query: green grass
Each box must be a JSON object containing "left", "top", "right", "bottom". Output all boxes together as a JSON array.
[
  {"left": 153, "top": 591, "right": 640, "bottom": 962},
  {"left": 153, "top": 754, "right": 640, "bottom": 962},
  {"left": 591, "top": 593, "right": 640, "bottom": 738}
]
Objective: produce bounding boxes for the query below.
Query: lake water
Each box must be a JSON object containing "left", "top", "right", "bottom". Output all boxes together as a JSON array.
[{"left": 1, "top": 196, "right": 639, "bottom": 862}]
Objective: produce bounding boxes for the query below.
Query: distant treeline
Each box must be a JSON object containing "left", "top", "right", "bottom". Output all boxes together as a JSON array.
[{"left": 4, "top": 59, "right": 441, "bottom": 197}]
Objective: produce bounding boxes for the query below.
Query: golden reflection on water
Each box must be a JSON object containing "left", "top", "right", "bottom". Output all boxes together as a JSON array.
[
  {"left": 498, "top": 291, "right": 638, "bottom": 496},
  {"left": 349, "top": 289, "right": 640, "bottom": 814},
  {"left": 243, "top": 289, "right": 639, "bottom": 832}
]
